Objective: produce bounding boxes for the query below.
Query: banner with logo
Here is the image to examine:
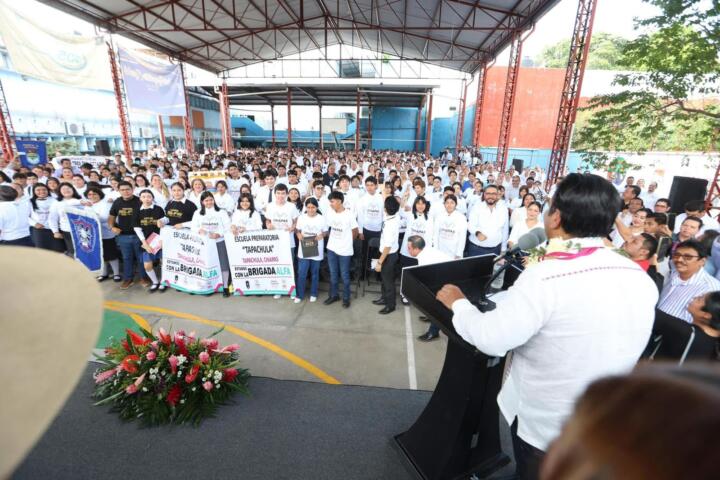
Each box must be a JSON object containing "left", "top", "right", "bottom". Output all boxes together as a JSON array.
[
  {"left": 118, "top": 47, "right": 186, "bottom": 116},
  {"left": 225, "top": 231, "right": 295, "bottom": 296},
  {"left": 160, "top": 228, "right": 223, "bottom": 294},
  {"left": 0, "top": 2, "right": 112, "bottom": 89},
  {"left": 189, "top": 170, "right": 227, "bottom": 192},
  {"left": 52, "top": 155, "right": 108, "bottom": 170},
  {"left": 16, "top": 140, "right": 48, "bottom": 168},
  {"left": 66, "top": 207, "right": 103, "bottom": 272}
]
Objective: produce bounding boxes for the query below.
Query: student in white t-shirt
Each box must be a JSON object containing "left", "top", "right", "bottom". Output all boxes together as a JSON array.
[
  {"left": 294, "top": 197, "right": 328, "bottom": 304},
  {"left": 265, "top": 183, "right": 300, "bottom": 298},
  {"left": 433, "top": 194, "right": 467, "bottom": 259},
  {"left": 325, "top": 190, "right": 358, "bottom": 308},
  {"left": 191, "top": 191, "right": 231, "bottom": 297}
]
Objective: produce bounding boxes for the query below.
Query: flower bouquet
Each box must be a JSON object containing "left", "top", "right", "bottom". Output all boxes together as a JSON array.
[{"left": 93, "top": 327, "right": 250, "bottom": 426}]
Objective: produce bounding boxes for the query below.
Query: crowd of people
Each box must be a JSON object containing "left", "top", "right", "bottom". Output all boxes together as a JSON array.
[
  {"left": 2, "top": 145, "right": 720, "bottom": 479},
  {"left": 0, "top": 148, "right": 719, "bottom": 340}
]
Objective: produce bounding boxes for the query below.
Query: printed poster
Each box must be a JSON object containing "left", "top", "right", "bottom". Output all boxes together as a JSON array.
[
  {"left": 225, "top": 230, "right": 296, "bottom": 296},
  {"left": 161, "top": 228, "right": 222, "bottom": 294}
]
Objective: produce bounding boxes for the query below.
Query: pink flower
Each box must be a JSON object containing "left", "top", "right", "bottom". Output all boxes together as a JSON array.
[
  {"left": 201, "top": 338, "right": 219, "bottom": 349},
  {"left": 213, "top": 344, "right": 240, "bottom": 354},
  {"left": 94, "top": 369, "right": 117, "bottom": 384},
  {"left": 199, "top": 351, "right": 210, "bottom": 364},
  {"left": 203, "top": 381, "right": 214, "bottom": 391},
  {"left": 174, "top": 332, "right": 184, "bottom": 344},
  {"left": 146, "top": 351, "right": 157, "bottom": 361},
  {"left": 168, "top": 355, "right": 178, "bottom": 374},
  {"left": 150, "top": 341, "right": 159, "bottom": 349},
  {"left": 187, "top": 331, "right": 197, "bottom": 341},
  {"left": 177, "top": 329, "right": 186, "bottom": 337},
  {"left": 126, "top": 372, "right": 147, "bottom": 395}
]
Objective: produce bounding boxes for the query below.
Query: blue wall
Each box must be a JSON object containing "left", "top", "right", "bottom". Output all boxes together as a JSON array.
[{"left": 370, "top": 106, "right": 423, "bottom": 152}]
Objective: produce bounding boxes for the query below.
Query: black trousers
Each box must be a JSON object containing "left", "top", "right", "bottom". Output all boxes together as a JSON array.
[
  {"left": 360, "top": 228, "right": 381, "bottom": 279},
  {"left": 380, "top": 252, "right": 398, "bottom": 309},
  {"left": 511, "top": 419, "right": 545, "bottom": 480}
]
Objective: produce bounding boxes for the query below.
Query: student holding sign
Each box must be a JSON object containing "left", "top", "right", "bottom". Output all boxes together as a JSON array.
[
  {"left": 230, "top": 193, "right": 263, "bottom": 234},
  {"left": 265, "top": 183, "right": 299, "bottom": 299},
  {"left": 295, "top": 197, "right": 328, "bottom": 304},
  {"left": 135, "top": 190, "right": 166, "bottom": 292},
  {"left": 192, "top": 191, "right": 232, "bottom": 297}
]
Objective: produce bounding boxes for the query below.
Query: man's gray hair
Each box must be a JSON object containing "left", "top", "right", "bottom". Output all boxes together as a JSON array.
[{"left": 407, "top": 235, "right": 425, "bottom": 250}]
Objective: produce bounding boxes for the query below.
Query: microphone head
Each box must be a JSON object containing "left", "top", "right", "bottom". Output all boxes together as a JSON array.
[
  {"left": 517, "top": 231, "right": 541, "bottom": 251},
  {"left": 533, "top": 228, "right": 547, "bottom": 244}
]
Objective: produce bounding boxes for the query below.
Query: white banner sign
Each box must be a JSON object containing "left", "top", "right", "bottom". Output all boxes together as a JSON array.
[
  {"left": 52, "top": 155, "right": 109, "bottom": 170},
  {"left": 161, "top": 228, "right": 223, "bottom": 294},
  {"left": 225, "top": 231, "right": 296, "bottom": 296},
  {"left": 189, "top": 170, "right": 227, "bottom": 192}
]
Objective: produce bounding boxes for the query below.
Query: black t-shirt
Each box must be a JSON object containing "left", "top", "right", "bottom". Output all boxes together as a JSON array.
[
  {"left": 135, "top": 205, "right": 165, "bottom": 239},
  {"left": 323, "top": 172, "right": 338, "bottom": 188},
  {"left": 164, "top": 200, "right": 197, "bottom": 226},
  {"left": 109, "top": 196, "right": 141, "bottom": 234}
]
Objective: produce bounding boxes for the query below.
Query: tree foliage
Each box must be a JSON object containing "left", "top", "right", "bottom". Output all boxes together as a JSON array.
[
  {"left": 46, "top": 139, "right": 80, "bottom": 156},
  {"left": 536, "top": 32, "right": 629, "bottom": 70},
  {"left": 574, "top": 0, "right": 720, "bottom": 170}
]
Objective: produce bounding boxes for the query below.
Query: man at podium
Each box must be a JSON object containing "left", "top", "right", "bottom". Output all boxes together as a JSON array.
[{"left": 436, "top": 173, "right": 658, "bottom": 479}]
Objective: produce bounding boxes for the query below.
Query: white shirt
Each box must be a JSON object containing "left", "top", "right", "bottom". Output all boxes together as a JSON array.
[
  {"left": 400, "top": 212, "right": 434, "bottom": 257},
  {"left": 150, "top": 188, "right": 169, "bottom": 209},
  {"left": 416, "top": 246, "right": 451, "bottom": 266},
  {"left": 191, "top": 208, "right": 230, "bottom": 243},
  {"left": 48, "top": 198, "right": 82, "bottom": 233},
  {"left": 213, "top": 192, "right": 236, "bottom": 216},
  {"left": 673, "top": 212, "right": 719, "bottom": 235},
  {"left": 0, "top": 198, "right": 31, "bottom": 241},
  {"left": 230, "top": 209, "right": 263, "bottom": 232},
  {"left": 508, "top": 219, "right": 543, "bottom": 247},
  {"left": 185, "top": 190, "right": 204, "bottom": 209},
  {"left": 89, "top": 200, "right": 116, "bottom": 239},
  {"left": 467, "top": 202, "right": 508, "bottom": 248},
  {"left": 296, "top": 213, "right": 328, "bottom": 261},
  {"left": 433, "top": 210, "right": 467, "bottom": 259},
  {"left": 379, "top": 214, "right": 400, "bottom": 254},
  {"left": 326, "top": 208, "right": 358, "bottom": 256},
  {"left": 356, "top": 191, "right": 384, "bottom": 232},
  {"left": 658, "top": 269, "right": 720, "bottom": 322},
  {"left": 226, "top": 176, "right": 248, "bottom": 201},
  {"left": 451, "top": 238, "right": 658, "bottom": 451},
  {"left": 29, "top": 197, "right": 56, "bottom": 229},
  {"left": 266, "top": 201, "right": 300, "bottom": 248}
]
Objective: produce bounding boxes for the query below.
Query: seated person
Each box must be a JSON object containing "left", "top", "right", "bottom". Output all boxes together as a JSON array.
[
  {"left": 651, "top": 291, "right": 720, "bottom": 361},
  {"left": 657, "top": 239, "right": 720, "bottom": 322}
]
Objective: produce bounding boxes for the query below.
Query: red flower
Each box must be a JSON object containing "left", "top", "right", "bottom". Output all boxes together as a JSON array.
[
  {"left": 166, "top": 384, "right": 182, "bottom": 407},
  {"left": 120, "top": 354, "right": 140, "bottom": 373},
  {"left": 121, "top": 339, "right": 131, "bottom": 353},
  {"left": 158, "top": 328, "right": 172, "bottom": 346},
  {"left": 175, "top": 337, "right": 189, "bottom": 356},
  {"left": 223, "top": 368, "right": 239, "bottom": 382},
  {"left": 185, "top": 364, "right": 200, "bottom": 383},
  {"left": 127, "top": 329, "right": 150, "bottom": 347}
]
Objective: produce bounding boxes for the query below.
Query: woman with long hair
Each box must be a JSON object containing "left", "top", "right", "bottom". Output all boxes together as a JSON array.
[
  {"left": 399, "top": 196, "right": 434, "bottom": 267},
  {"left": 158, "top": 182, "right": 196, "bottom": 230},
  {"left": 28, "top": 183, "right": 57, "bottom": 250},
  {"left": 230, "top": 193, "right": 262, "bottom": 234},
  {"left": 48, "top": 182, "right": 83, "bottom": 256},
  {"left": 294, "top": 197, "right": 328, "bottom": 304},
  {"left": 134, "top": 189, "right": 166, "bottom": 292},
  {"left": 510, "top": 192, "right": 536, "bottom": 228},
  {"left": 213, "top": 180, "right": 236, "bottom": 216},
  {"left": 85, "top": 186, "right": 121, "bottom": 282},
  {"left": 133, "top": 174, "right": 149, "bottom": 196},
  {"left": 288, "top": 187, "right": 303, "bottom": 212},
  {"left": 186, "top": 178, "right": 206, "bottom": 208},
  {"left": 149, "top": 173, "right": 170, "bottom": 209},
  {"left": 191, "top": 191, "right": 231, "bottom": 297}
]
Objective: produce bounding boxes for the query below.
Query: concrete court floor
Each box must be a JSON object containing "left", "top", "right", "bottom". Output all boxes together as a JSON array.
[{"left": 101, "top": 281, "right": 447, "bottom": 391}]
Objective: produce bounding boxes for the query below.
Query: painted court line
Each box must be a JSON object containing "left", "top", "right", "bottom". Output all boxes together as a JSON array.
[
  {"left": 104, "top": 305, "right": 153, "bottom": 332},
  {"left": 404, "top": 306, "right": 418, "bottom": 390},
  {"left": 104, "top": 300, "right": 341, "bottom": 385}
]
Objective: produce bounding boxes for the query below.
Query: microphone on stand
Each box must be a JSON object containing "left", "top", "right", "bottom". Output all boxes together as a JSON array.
[{"left": 478, "top": 229, "right": 547, "bottom": 312}]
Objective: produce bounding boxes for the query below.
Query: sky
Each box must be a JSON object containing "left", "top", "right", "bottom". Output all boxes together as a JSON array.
[{"left": 2, "top": 0, "right": 662, "bottom": 129}]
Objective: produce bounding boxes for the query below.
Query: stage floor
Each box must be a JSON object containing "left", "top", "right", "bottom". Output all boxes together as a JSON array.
[{"left": 15, "top": 365, "right": 430, "bottom": 479}]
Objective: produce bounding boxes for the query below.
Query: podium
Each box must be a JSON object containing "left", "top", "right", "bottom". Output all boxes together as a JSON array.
[{"left": 395, "top": 255, "right": 510, "bottom": 479}]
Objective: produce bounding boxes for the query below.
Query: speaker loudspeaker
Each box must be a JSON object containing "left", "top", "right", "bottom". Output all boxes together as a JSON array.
[
  {"left": 667, "top": 176, "right": 708, "bottom": 213},
  {"left": 94, "top": 140, "right": 111, "bottom": 156},
  {"left": 512, "top": 158, "right": 524, "bottom": 172}
]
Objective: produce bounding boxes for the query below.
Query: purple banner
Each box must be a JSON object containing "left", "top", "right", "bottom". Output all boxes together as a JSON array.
[{"left": 118, "top": 47, "right": 186, "bottom": 116}]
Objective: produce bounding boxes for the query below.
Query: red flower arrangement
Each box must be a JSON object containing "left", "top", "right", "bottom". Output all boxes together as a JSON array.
[{"left": 93, "top": 327, "right": 250, "bottom": 426}]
